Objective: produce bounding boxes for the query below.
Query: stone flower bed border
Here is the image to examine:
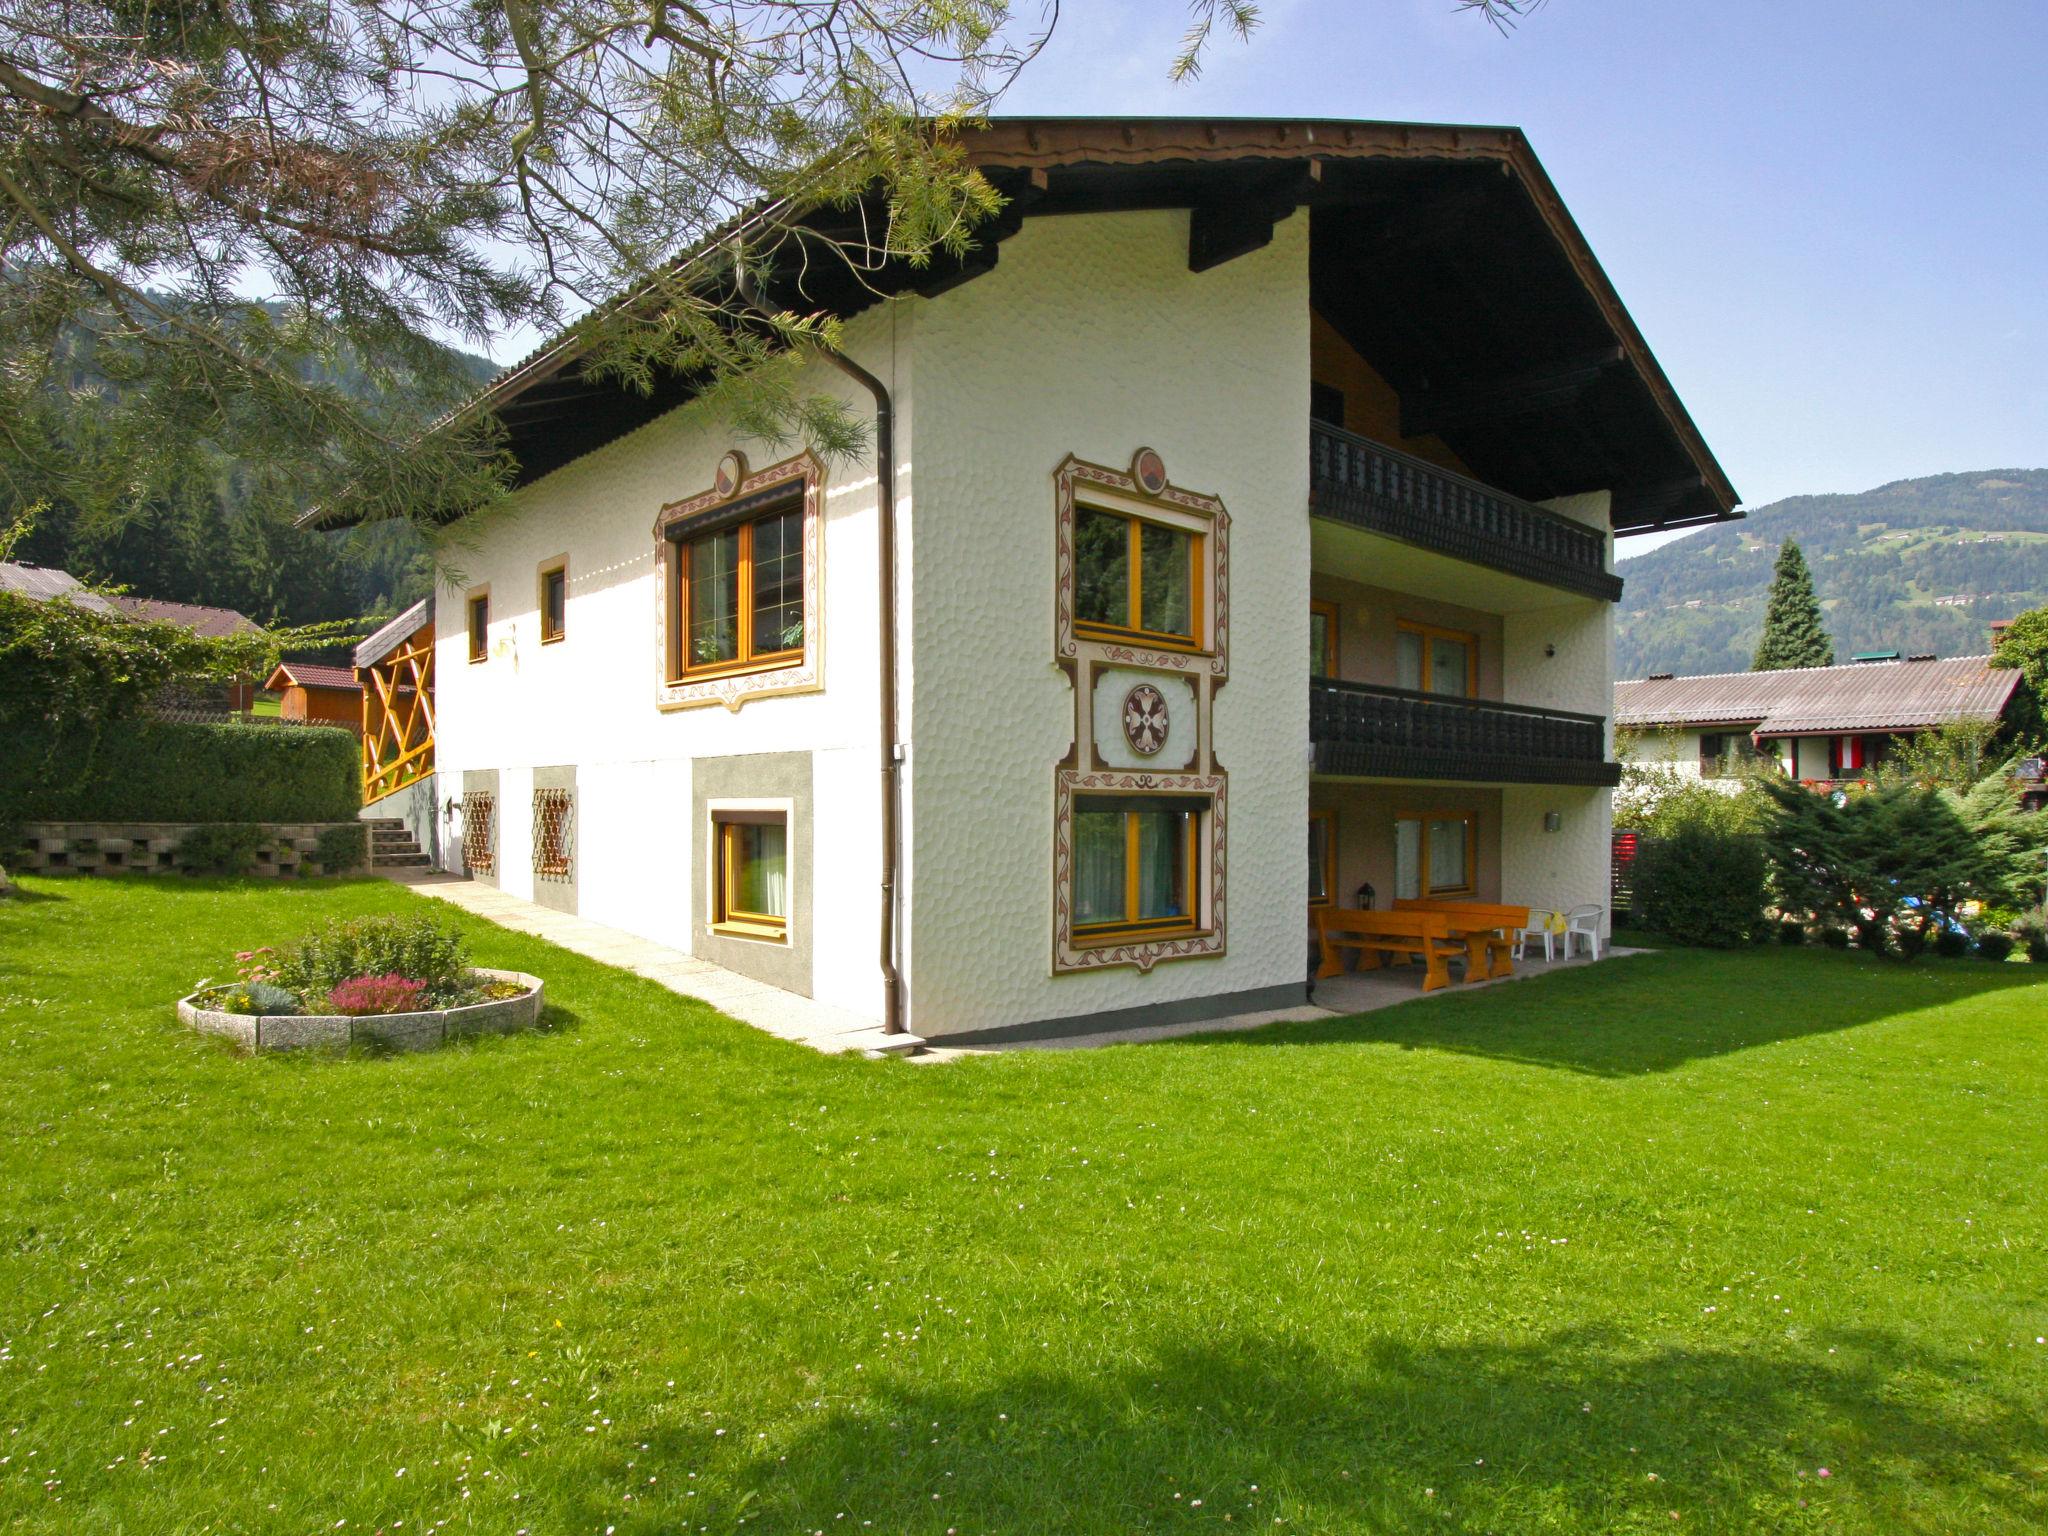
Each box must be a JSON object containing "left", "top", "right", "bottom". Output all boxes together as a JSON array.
[{"left": 178, "top": 969, "right": 545, "bottom": 1053}]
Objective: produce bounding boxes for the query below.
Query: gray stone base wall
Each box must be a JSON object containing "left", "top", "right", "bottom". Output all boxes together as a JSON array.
[{"left": 11, "top": 822, "right": 363, "bottom": 878}]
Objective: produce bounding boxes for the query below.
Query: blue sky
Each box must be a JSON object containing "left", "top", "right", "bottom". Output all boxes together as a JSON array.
[{"left": 991, "top": 0, "right": 2047, "bottom": 556}]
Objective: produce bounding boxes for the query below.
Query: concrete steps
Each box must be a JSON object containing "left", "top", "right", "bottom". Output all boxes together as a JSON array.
[{"left": 365, "top": 818, "right": 430, "bottom": 870}]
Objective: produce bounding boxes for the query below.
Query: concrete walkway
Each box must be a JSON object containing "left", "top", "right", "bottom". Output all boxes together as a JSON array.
[{"left": 387, "top": 872, "right": 918, "bottom": 1057}]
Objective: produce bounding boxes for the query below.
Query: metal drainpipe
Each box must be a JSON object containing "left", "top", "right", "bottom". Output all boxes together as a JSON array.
[{"left": 734, "top": 268, "right": 904, "bottom": 1034}]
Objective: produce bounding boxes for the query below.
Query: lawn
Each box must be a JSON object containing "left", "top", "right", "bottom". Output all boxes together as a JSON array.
[{"left": 2, "top": 877, "right": 2045, "bottom": 1534}]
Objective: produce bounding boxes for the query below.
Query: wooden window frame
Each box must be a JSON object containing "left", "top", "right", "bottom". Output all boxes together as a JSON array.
[
  {"left": 667, "top": 498, "right": 806, "bottom": 684},
  {"left": 1310, "top": 599, "right": 1339, "bottom": 678},
  {"left": 1072, "top": 795, "right": 1208, "bottom": 947},
  {"left": 711, "top": 810, "right": 789, "bottom": 942},
  {"left": 537, "top": 557, "right": 568, "bottom": 645},
  {"left": 1396, "top": 809, "right": 1477, "bottom": 899},
  {"left": 1072, "top": 503, "right": 1208, "bottom": 655},
  {"left": 1395, "top": 618, "right": 1479, "bottom": 695},
  {"left": 465, "top": 587, "right": 490, "bottom": 664},
  {"left": 1308, "top": 809, "right": 1336, "bottom": 908}
]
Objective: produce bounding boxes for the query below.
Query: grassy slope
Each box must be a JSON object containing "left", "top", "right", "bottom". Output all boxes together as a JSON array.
[{"left": 2, "top": 878, "right": 2045, "bottom": 1534}]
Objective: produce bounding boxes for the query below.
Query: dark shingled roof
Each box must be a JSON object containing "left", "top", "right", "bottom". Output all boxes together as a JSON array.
[
  {"left": 266, "top": 661, "right": 362, "bottom": 692},
  {"left": 1615, "top": 656, "right": 2022, "bottom": 737},
  {"left": 0, "top": 561, "right": 121, "bottom": 616},
  {"left": 107, "top": 595, "right": 263, "bottom": 638}
]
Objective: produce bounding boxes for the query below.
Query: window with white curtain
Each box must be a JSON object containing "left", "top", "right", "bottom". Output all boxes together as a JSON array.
[
  {"left": 1393, "top": 812, "right": 1474, "bottom": 899},
  {"left": 714, "top": 812, "right": 789, "bottom": 940},
  {"left": 1072, "top": 794, "right": 1204, "bottom": 939}
]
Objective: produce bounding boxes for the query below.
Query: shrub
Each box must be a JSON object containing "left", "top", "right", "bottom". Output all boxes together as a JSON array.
[
  {"left": 326, "top": 973, "right": 430, "bottom": 1016},
  {"left": 1977, "top": 930, "right": 2017, "bottom": 963},
  {"left": 1629, "top": 825, "right": 1768, "bottom": 948},
  {"left": 1819, "top": 925, "right": 1851, "bottom": 950},
  {"left": 1778, "top": 919, "right": 1807, "bottom": 946},
  {"left": 274, "top": 913, "right": 468, "bottom": 996},
  {"left": 215, "top": 980, "right": 302, "bottom": 1016},
  {"left": 0, "top": 721, "right": 358, "bottom": 824},
  {"left": 2013, "top": 912, "right": 2048, "bottom": 963},
  {"left": 178, "top": 822, "right": 264, "bottom": 874},
  {"left": 1933, "top": 927, "right": 1971, "bottom": 959},
  {"left": 314, "top": 823, "right": 368, "bottom": 874}
]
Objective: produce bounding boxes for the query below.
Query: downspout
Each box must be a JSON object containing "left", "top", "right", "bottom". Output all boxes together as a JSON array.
[{"left": 734, "top": 267, "right": 905, "bottom": 1035}]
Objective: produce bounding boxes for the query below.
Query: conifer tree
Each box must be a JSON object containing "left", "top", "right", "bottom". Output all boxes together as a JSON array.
[{"left": 1752, "top": 539, "right": 1834, "bottom": 671}]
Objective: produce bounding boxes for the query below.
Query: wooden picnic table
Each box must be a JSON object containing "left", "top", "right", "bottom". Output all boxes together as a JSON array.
[{"left": 1392, "top": 899, "right": 1532, "bottom": 982}]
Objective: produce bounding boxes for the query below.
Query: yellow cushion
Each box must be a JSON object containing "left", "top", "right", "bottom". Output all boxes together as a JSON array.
[{"left": 1546, "top": 913, "right": 1568, "bottom": 933}]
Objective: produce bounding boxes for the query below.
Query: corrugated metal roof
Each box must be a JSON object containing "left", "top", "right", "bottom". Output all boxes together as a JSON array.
[
  {"left": 354, "top": 599, "right": 431, "bottom": 670},
  {"left": 107, "top": 595, "right": 262, "bottom": 638},
  {"left": 267, "top": 661, "right": 361, "bottom": 691},
  {"left": 0, "top": 561, "right": 121, "bottom": 615},
  {"left": 1615, "top": 657, "right": 2022, "bottom": 736}
]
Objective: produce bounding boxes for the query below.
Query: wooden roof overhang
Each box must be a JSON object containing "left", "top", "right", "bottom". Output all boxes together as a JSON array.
[{"left": 339, "top": 117, "right": 1737, "bottom": 533}]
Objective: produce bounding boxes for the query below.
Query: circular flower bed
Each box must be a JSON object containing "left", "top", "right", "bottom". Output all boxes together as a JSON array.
[{"left": 178, "top": 913, "right": 545, "bottom": 1053}]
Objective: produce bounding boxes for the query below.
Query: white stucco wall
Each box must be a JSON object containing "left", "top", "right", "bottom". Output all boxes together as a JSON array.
[
  {"left": 901, "top": 208, "right": 1312, "bottom": 1035},
  {"left": 428, "top": 310, "right": 899, "bottom": 1018}
]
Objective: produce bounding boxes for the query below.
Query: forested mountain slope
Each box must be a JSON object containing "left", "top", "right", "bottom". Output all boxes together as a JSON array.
[{"left": 1615, "top": 469, "right": 2048, "bottom": 678}]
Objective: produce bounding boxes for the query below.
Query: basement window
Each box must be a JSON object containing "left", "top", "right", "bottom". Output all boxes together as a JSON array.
[{"left": 713, "top": 811, "right": 789, "bottom": 942}]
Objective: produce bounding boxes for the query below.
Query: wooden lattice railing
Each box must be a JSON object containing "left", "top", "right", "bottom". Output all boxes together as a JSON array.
[{"left": 361, "top": 622, "right": 435, "bottom": 804}]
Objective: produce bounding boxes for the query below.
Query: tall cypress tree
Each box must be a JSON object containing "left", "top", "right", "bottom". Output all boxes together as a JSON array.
[{"left": 1753, "top": 539, "right": 1835, "bottom": 671}]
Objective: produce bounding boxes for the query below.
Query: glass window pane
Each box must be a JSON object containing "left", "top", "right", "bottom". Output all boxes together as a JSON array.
[
  {"left": 750, "top": 508, "right": 805, "bottom": 655},
  {"left": 731, "top": 822, "right": 788, "bottom": 918},
  {"left": 1308, "top": 818, "right": 1330, "bottom": 903},
  {"left": 1429, "top": 636, "right": 1472, "bottom": 696},
  {"left": 1073, "top": 807, "right": 1126, "bottom": 926},
  {"left": 1395, "top": 631, "right": 1423, "bottom": 691},
  {"left": 543, "top": 569, "right": 565, "bottom": 638},
  {"left": 1427, "top": 817, "right": 1467, "bottom": 892},
  {"left": 469, "top": 597, "right": 487, "bottom": 656},
  {"left": 1139, "top": 522, "right": 1193, "bottom": 639},
  {"left": 1135, "top": 808, "right": 1191, "bottom": 921},
  {"left": 1074, "top": 509, "right": 1129, "bottom": 629},
  {"left": 1310, "top": 611, "right": 1330, "bottom": 676},
  {"left": 1394, "top": 819, "right": 1421, "bottom": 901},
  {"left": 687, "top": 527, "right": 740, "bottom": 667}
]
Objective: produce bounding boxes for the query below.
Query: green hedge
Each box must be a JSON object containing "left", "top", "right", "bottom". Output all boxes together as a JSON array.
[{"left": 0, "top": 721, "right": 359, "bottom": 824}]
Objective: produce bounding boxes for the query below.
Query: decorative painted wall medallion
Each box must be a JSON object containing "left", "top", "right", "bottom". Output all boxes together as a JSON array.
[
  {"left": 714, "top": 450, "right": 748, "bottom": 499},
  {"left": 1132, "top": 446, "right": 1169, "bottom": 496},
  {"left": 1122, "top": 683, "right": 1169, "bottom": 756}
]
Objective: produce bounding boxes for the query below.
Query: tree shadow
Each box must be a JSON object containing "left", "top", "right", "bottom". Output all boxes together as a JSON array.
[
  {"left": 1202, "top": 949, "right": 2044, "bottom": 1077},
  {"left": 0, "top": 884, "right": 68, "bottom": 905},
  {"left": 606, "top": 1327, "right": 2045, "bottom": 1533}
]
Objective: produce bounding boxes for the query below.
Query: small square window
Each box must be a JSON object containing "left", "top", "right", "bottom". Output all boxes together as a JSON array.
[
  {"left": 539, "top": 562, "right": 567, "bottom": 644},
  {"left": 714, "top": 812, "right": 789, "bottom": 941},
  {"left": 466, "top": 591, "right": 490, "bottom": 663},
  {"left": 1073, "top": 506, "right": 1202, "bottom": 650}
]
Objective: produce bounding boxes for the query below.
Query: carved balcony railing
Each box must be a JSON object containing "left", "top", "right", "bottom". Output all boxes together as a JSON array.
[
  {"left": 1309, "top": 421, "right": 1624, "bottom": 602},
  {"left": 1311, "top": 678, "right": 1622, "bottom": 786}
]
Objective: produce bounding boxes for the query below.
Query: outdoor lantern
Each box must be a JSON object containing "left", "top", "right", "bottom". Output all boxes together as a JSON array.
[{"left": 1544, "top": 811, "right": 1563, "bottom": 833}]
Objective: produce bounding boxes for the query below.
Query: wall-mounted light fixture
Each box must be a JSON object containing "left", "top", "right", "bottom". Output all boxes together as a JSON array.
[
  {"left": 1544, "top": 642, "right": 1557, "bottom": 658},
  {"left": 1543, "top": 811, "right": 1563, "bottom": 833}
]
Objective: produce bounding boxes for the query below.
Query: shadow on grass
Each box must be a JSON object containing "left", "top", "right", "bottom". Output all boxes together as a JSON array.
[
  {"left": 0, "top": 884, "right": 68, "bottom": 905},
  {"left": 623, "top": 1329, "right": 2044, "bottom": 1533},
  {"left": 1213, "top": 948, "right": 2044, "bottom": 1078}
]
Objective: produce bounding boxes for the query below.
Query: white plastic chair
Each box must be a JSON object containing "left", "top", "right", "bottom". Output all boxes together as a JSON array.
[
  {"left": 1515, "top": 910, "right": 1558, "bottom": 962},
  {"left": 1564, "top": 903, "right": 1605, "bottom": 960}
]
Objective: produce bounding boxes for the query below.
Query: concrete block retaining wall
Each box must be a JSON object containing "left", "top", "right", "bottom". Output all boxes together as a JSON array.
[{"left": 11, "top": 822, "right": 363, "bottom": 878}]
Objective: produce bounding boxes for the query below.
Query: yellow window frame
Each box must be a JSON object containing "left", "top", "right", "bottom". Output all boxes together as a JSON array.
[
  {"left": 674, "top": 502, "right": 805, "bottom": 683},
  {"left": 1396, "top": 809, "right": 1477, "bottom": 898},
  {"left": 1073, "top": 798, "right": 1206, "bottom": 944},
  {"left": 713, "top": 816, "right": 788, "bottom": 941},
  {"left": 1395, "top": 618, "right": 1479, "bottom": 695},
  {"left": 1310, "top": 598, "right": 1339, "bottom": 678},
  {"left": 1308, "top": 809, "right": 1336, "bottom": 907},
  {"left": 1074, "top": 505, "right": 1207, "bottom": 653},
  {"left": 537, "top": 558, "right": 567, "bottom": 645}
]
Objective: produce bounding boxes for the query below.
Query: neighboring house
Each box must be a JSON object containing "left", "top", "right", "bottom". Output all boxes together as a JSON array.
[
  {"left": 313, "top": 116, "right": 1740, "bottom": 1045},
  {"left": 1615, "top": 653, "right": 2022, "bottom": 784},
  {"left": 263, "top": 660, "right": 365, "bottom": 732},
  {"left": 2, "top": 562, "right": 263, "bottom": 712}
]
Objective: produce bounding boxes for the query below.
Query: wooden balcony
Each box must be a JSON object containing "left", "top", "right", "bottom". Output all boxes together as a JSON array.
[
  {"left": 1311, "top": 678, "right": 1622, "bottom": 786},
  {"left": 1310, "top": 421, "right": 1624, "bottom": 602}
]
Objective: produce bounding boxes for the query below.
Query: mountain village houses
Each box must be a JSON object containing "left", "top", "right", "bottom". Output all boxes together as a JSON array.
[
  {"left": 336, "top": 117, "right": 1741, "bottom": 1046},
  {"left": 1615, "top": 651, "right": 2023, "bottom": 786}
]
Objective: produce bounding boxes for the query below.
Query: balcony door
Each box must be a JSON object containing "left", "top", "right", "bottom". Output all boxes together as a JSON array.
[{"left": 1395, "top": 620, "right": 1477, "bottom": 698}]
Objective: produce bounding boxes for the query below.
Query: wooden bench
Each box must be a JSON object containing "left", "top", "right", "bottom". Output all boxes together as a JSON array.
[
  {"left": 1393, "top": 899, "right": 1532, "bottom": 982},
  {"left": 1314, "top": 907, "right": 1467, "bottom": 993}
]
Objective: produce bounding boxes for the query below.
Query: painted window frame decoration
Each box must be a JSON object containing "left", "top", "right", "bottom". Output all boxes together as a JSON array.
[
  {"left": 538, "top": 557, "right": 568, "bottom": 645},
  {"left": 1053, "top": 449, "right": 1229, "bottom": 976},
  {"left": 465, "top": 587, "right": 490, "bottom": 664},
  {"left": 1394, "top": 810, "right": 1477, "bottom": 900},
  {"left": 654, "top": 450, "right": 824, "bottom": 713},
  {"left": 709, "top": 804, "right": 792, "bottom": 943}
]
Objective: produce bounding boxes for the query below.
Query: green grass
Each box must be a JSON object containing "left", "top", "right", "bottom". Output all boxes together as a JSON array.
[{"left": 2, "top": 877, "right": 2045, "bottom": 1534}]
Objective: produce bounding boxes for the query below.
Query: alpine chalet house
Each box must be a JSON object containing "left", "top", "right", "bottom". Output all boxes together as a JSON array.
[{"left": 333, "top": 118, "right": 1738, "bottom": 1045}]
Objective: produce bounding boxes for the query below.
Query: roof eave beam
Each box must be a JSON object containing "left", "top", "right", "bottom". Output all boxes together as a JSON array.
[
  {"left": 1400, "top": 346, "right": 1627, "bottom": 438},
  {"left": 1188, "top": 162, "right": 1320, "bottom": 273}
]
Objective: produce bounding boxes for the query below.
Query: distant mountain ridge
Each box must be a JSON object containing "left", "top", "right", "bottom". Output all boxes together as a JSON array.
[{"left": 1614, "top": 468, "right": 2048, "bottom": 679}]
